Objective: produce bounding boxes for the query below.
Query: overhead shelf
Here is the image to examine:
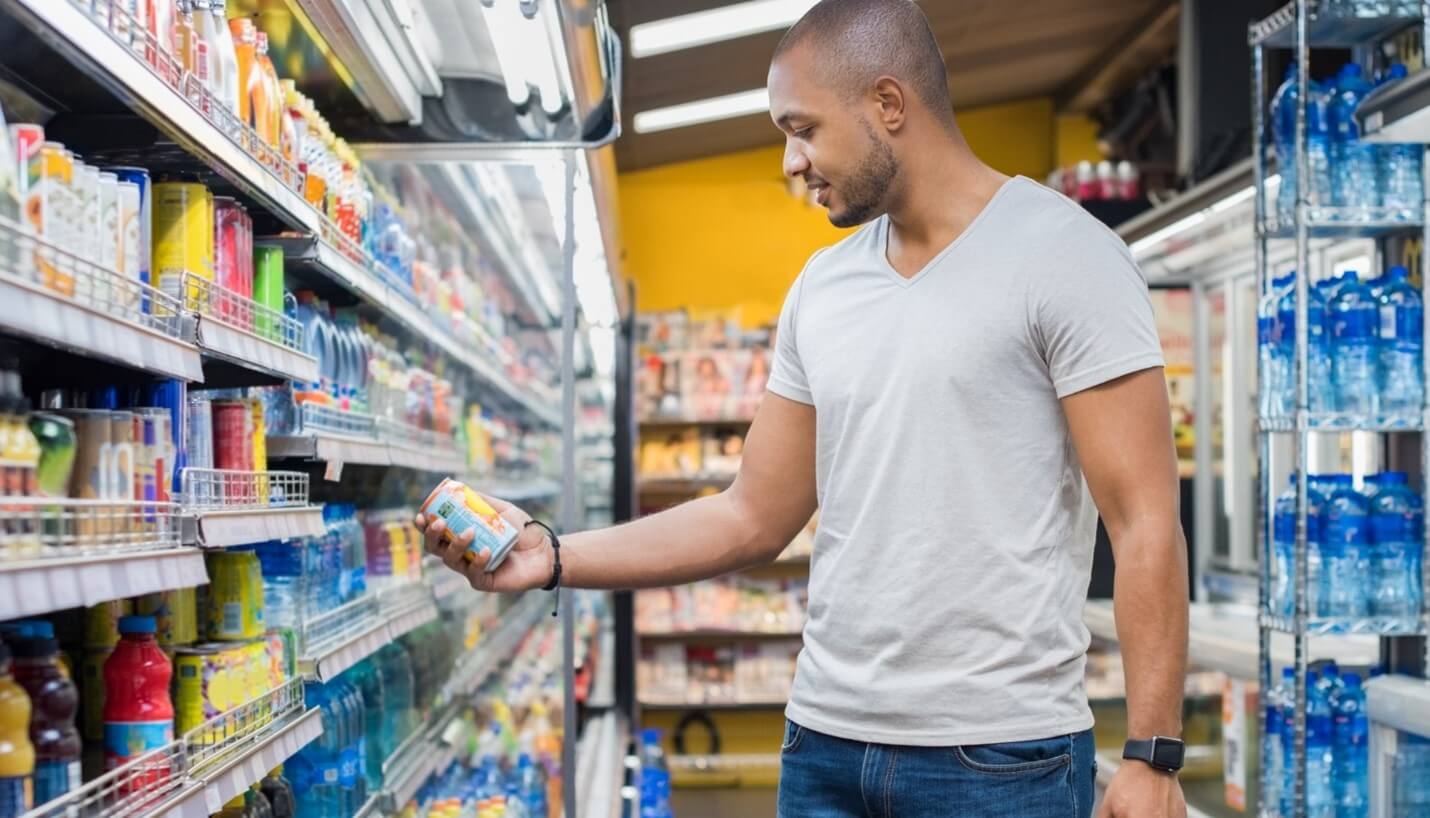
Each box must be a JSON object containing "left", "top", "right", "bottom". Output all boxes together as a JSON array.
[
  {"left": 481, "top": 478, "right": 564, "bottom": 503},
  {"left": 0, "top": 266, "right": 202, "bottom": 382},
  {"left": 1260, "top": 413, "right": 1425, "bottom": 433},
  {"left": 1260, "top": 210, "right": 1424, "bottom": 239},
  {"left": 0, "top": 0, "right": 320, "bottom": 234},
  {"left": 1359, "top": 64, "right": 1430, "bottom": 143},
  {"left": 298, "top": 596, "right": 393, "bottom": 682},
  {"left": 1248, "top": 0, "right": 1421, "bottom": 47},
  {"left": 182, "top": 469, "right": 326, "bottom": 547},
  {"left": 175, "top": 708, "right": 324, "bottom": 817},
  {"left": 638, "top": 700, "right": 786, "bottom": 712},
  {"left": 271, "top": 234, "right": 560, "bottom": 427},
  {"left": 638, "top": 629, "right": 803, "bottom": 642},
  {"left": 289, "top": 0, "right": 439, "bottom": 125},
  {"left": 0, "top": 547, "right": 208, "bottom": 620}
]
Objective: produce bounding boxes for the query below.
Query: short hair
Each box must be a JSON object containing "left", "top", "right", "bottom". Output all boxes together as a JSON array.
[{"left": 772, "top": 0, "right": 954, "bottom": 126}]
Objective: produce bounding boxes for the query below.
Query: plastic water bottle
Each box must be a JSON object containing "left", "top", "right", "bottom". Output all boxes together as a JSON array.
[
  {"left": 1394, "top": 732, "right": 1430, "bottom": 818},
  {"left": 1323, "top": 475, "right": 1371, "bottom": 619},
  {"left": 1265, "top": 668, "right": 1292, "bottom": 812},
  {"left": 349, "top": 659, "right": 385, "bottom": 792},
  {"left": 1331, "top": 673, "right": 1368, "bottom": 818},
  {"left": 1273, "top": 64, "right": 1334, "bottom": 224},
  {"left": 1275, "top": 474, "right": 1327, "bottom": 617},
  {"left": 1279, "top": 273, "right": 1336, "bottom": 413},
  {"left": 639, "top": 729, "right": 671, "bottom": 818},
  {"left": 292, "top": 683, "right": 342, "bottom": 818},
  {"left": 253, "top": 539, "right": 303, "bottom": 629},
  {"left": 1379, "top": 65, "right": 1425, "bottom": 221},
  {"left": 1378, "top": 265, "right": 1424, "bottom": 417},
  {"left": 375, "top": 644, "right": 415, "bottom": 749},
  {"left": 1370, "top": 471, "right": 1420, "bottom": 619},
  {"left": 1308, "top": 670, "right": 1337, "bottom": 818},
  {"left": 1330, "top": 275, "right": 1381, "bottom": 416},
  {"left": 1261, "top": 274, "right": 1294, "bottom": 418},
  {"left": 1330, "top": 64, "right": 1380, "bottom": 219}
]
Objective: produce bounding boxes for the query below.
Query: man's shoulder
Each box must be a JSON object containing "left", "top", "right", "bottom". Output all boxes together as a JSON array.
[{"left": 798, "top": 220, "right": 882, "bottom": 282}]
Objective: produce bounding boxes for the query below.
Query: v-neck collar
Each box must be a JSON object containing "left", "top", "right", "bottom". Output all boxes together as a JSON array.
[{"left": 877, "top": 175, "right": 1022, "bottom": 288}]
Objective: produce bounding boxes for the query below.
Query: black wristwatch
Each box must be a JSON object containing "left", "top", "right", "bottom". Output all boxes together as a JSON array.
[{"left": 1122, "top": 737, "right": 1185, "bottom": 772}]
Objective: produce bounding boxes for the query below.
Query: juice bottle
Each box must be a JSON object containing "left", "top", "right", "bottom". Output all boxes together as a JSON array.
[
  {"left": 11, "top": 623, "right": 80, "bottom": 805},
  {"left": 207, "top": 0, "right": 241, "bottom": 119},
  {"left": 0, "top": 643, "right": 34, "bottom": 817},
  {"left": 173, "top": 0, "right": 200, "bottom": 84},
  {"left": 187, "top": 0, "right": 216, "bottom": 113},
  {"left": 102, "top": 616, "right": 174, "bottom": 774},
  {"left": 256, "top": 32, "right": 282, "bottom": 149},
  {"left": 228, "top": 17, "right": 258, "bottom": 139}
]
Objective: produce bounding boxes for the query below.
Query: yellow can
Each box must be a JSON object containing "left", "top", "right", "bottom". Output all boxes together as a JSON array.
[
  {"left": 151, "top": 180, "right": 213, "bottom": 312},
  {"left": 204, "top": 551, "right": 264, "bottom": 640},
  {"left": 249, "top": 398, "right": 268, "bottom": 503},
  {"left": 83, "top": 599, "right": 131, "bottom": 649},
  {"left": 135, "top": 587, "right": 198, "bottom": 647},
  {"left": 174, "top": 643, "right": 242, "bottom": 740},
  {"left": 30, "top": 143, "right": 74, "bottom": 296},
  {"left": 79, "top": 647, "right": 112, "bottom": 742}
]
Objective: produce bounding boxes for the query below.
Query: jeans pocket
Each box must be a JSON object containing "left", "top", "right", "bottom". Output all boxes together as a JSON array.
[
  {"left": 954, "top": 735, "right": 1073, "bottom": 775},
  {"left": 781, "top": 719, "right": 806, "bottom": 754}
]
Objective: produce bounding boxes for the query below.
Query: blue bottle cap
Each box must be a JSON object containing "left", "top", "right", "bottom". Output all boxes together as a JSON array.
[
  {"left": 641, "top": 728, "right": 663, "bottom": 745},
  {"left": 1381, "top": 471, "right": 1410, "bottom": 485},
  {"left": 117, "top": 615, "right": 156, "bottom": 635},
  {"left": 1390, "top": 63, "right": 1409, "bottom": 80},
  {"left": 1342, "top": 673, "right": 1362, "bottom": 688}
]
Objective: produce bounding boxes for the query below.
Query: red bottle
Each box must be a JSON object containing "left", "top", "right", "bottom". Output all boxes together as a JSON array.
[
  {"left": 102, "top": 616, "right": 173, "bottom": 777},
  {"left": 10, "top": 623, "right": 80, "bottom": 805}
]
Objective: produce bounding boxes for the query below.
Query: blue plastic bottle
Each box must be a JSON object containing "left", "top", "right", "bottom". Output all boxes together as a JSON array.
[
  {"left": 1379, "top": 65, "right": 1424, "bottom": 221},
  {"left": 1279, "top": 272, "right": 1336, "bottom": 413},
  {"left": 1307, "top": 670, "right": 1337, "bottom": 818},
  {"left": 1261, "top": 273, "right": 1294, "bottom": 418},
  {"left": 1329, "top": 64, "right": 1380, "bottom": 219},
  {"left": 1275, "top": 474, "right": 1327, "bottom": 617},
  {"left": 1377, "top": 265, "right": 1424, "bottom": 417},
  {"left": 639, "top": 729, "right": 671, "bottom": 818},
  {"left": 1273, "top": 63, "right": 1334, "bottom": 224},
  {"left": 1370, "top": 471, "right": 1420, "bottom": 619},
  {"left": 375, "top": 644, "right": 415, "bottom": 752},
  {"left": 1323, "top": 476, "right": 1371, "bottom": 619},
  {"left": 291, "top": 683, "right": 340, "bottom": 818},
  {"left": 1332, "top": 673, "right": 1368, "bottom": 818},
  {"left": 348, "top": 659, "right": 385, "bottom": 792},
  {"left": 1265, "top": 668, "right": 1291, "bottom": 813},
  {"left": 1330, "top": 275, "right": 1381, "bottom": 416}
]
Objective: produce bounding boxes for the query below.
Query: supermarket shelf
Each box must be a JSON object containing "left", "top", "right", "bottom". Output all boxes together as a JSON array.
[
  {"left": 1084, "top": 601, "right": 1383, "bottom": 679},
  {"left": 353, "top": 794, "right": 384, "bottom": 818},
  {"left": 669, "top": 752, "right": 781, "bottom": 789},
  {"left": 638, "top": 475, "right": 737, "bottom": 494},
  {"left": 1359, "top": 61, "right": 1430, "bottom": 143},
  {"left": 268, "top": 431, "right": 393, "bottom": 468},
  {"left": 192, "top": 312, "right": 319, "bottom": 386},
  {"left": 483, "top": 478, "right": 564, "bottom": 503},
  {"left": 276, "top": 235, "right": 560, "bottom": 427},
  {"left": 426, "top": 557, "right": 473, "bottom": 602},
  {"left": 381, "top": 587, "right": 440, "bottom": 642},
  {"left": 640, "top": 417, "right": 753, "bottom": 428},
  {"left": 638, "top": 629, "right": 803, "bottom": 642},
  {"left": 1259, "top": 612, "right": 1427, "bottom": 636},
  {"left": 1259, "top": 413, "right": 1424, "bottom": 433},
  {"left": 587, "top": 626, "right": 617, "bottom": 711},
  {"left": 170, "top": 708, "right": 324, "bottom": 817},
  {"left": 1366, "top": 674, "right": 1430, "bottom": 738},
  {"left": 298, "top": 596, "right": 392, "bottom": 682},
  {"left": 0, "top": 547, "right": 208, "bottom": 620},
  {"left": 638, "top": 700, "right": 786, "bottom": 712},
  {"left": 1259, "top": 210, "right": 1423, "bottom": 239},
  {"left": 0, "top": 0, "right": 319, "bottom": 234},
  {"left": 1248, "top": 0, "right": 1421, "bottom": 47},
  {"left": 576, "top": 711, "right": 627, "bottom": 818},
  {"left": 0, "top": 269, "right": 202, "bottom": 382},
  {"left": 188, "top": 507, "right": 325, "bottom": 548},
  {"left": 442, "top": 593, "right": 551, "bottom": 700}
]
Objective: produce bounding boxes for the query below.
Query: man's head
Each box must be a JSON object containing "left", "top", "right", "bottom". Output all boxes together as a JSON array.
[{"left": 768, "top": 0, "right": 954, "bottom": 227}]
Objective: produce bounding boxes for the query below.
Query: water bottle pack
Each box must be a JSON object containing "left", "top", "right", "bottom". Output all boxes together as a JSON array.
[
  {"left": 1259, "top": 268, "right": 1423, "bottom": 421},
  {"left": 1271, "top": 62, "right": 1422, "bottom": 224},
  {"left": 1264, "top": 663, "right": 1370, "bottom": 818},
  {"left": 1272, "top": 472, "right": 1424, "bottom": 624}
]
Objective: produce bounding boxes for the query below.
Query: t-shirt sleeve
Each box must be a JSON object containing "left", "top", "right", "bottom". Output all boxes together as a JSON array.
[
  {"left": 767, "top": 264, "right": 815, "bottom": 406},
  {"left": 1034, "top": 230, "right": 1164, "bottom": 399}
]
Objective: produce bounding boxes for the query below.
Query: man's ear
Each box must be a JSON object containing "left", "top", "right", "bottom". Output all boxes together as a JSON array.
[{"left": 872, "top": 76, "right": 907, "bottom": 133}]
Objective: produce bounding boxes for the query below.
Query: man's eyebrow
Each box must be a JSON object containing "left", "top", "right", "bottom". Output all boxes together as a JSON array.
[{"left": 774, "top": 109, "right": 809, "bottom": 130}]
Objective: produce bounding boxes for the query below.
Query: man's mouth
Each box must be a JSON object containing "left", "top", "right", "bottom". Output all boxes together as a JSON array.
[{"left": 807, "top": 182, "right": 831, "bottom": 206}]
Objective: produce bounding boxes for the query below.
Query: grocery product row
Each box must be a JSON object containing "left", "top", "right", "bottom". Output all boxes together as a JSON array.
[
  {"left": 637, "top": 641, "right": 799, "bottom": 709},
  {"left": 1267, "top": 60, "right": 1424, "bottom": 229},
  {"left": 1257, "top": 266, "right": 1423, "bottom": 426},
  {"left": 1269, "top": 472, "right": 1424, "bottom": 632},
  {"left": 637, "top": 311, "right": 771, "bottom": 424},
  {"left": 635, "top": 577, "right": 808, "bottom": 638}
]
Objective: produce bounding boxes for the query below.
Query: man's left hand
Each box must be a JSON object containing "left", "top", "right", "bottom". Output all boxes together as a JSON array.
[{"left": 1095, "top": 762, "right": 1186, "bottom": 818}]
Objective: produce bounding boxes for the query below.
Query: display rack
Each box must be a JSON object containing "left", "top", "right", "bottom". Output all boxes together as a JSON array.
[
  {"left": 268, "top": 404, "right": 467, "bottom": 474},
  {"left": 180, "top": 468, "right": 327, "bottom": 547},
  {"left": 1250, "top": 3, "right": 1430, "bottom": 816}
]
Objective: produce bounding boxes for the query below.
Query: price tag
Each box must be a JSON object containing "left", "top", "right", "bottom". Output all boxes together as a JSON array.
[
  {"left": 17, "top": 572, "right": 46, "bottom": 615},
  {"left": 249, "top": 755, "right": 266, "bottom": 783},
  {"left": 324, "top": 459, "right": 343, "bottom": 482},
  {"left": 126, "top": 558, "right": 158, "bottom": 594},
  {"left": 85, "top": 564, "right": 116, "bottom": 606},
  {"left": 0, "top": 573, "right": 16, "bottom": 618},
  {"left": 49, "top": 566, "right": 82, "bottom": 611},
  {"left": 1223, "top": 677, "right": 1249, "bottom": 811},
  {"left": 158, "top": 554, "right": 180, "bottom": 587},
  {"left": 204, "top": 783, "right": 223, "bottom": 813}
]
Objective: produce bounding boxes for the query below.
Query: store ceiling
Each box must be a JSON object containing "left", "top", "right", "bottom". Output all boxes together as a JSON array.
[{"left": 607, "top": 0, "right": 1179, "bottom": 171}]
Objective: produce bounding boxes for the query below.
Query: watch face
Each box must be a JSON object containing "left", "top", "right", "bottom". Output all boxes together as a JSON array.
[{"left": 1152, "top": 738, "right": 1186, "bottom": 770}]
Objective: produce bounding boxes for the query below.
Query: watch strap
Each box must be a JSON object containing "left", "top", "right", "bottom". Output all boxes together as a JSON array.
[{"left": 1122, "top": 737, "right": 1184, "bottom": 772}]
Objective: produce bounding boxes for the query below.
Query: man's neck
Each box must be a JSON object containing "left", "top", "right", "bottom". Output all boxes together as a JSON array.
[{"left": 882, "top": 137, "right": 1009, "bottom": 275}]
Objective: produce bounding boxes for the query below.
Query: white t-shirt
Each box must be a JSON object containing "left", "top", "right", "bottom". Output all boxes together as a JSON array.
[{"left": 769, "top": 176, "right": 1164, "bottom": 746}]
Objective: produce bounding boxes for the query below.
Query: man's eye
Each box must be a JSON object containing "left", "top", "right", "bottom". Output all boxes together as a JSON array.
[{"left": 794, "top": 127, "right": 813, "bottom": 139}]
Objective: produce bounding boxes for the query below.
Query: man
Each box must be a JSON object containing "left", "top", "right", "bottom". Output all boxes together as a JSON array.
[{"left": 416, "top": 1, "right": 1189, "bottom": 815}]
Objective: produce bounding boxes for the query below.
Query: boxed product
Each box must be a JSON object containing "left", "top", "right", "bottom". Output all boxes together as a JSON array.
[
  {"left": 734, "top": 642, "right": 800, "bottom": 703},
  {"left": 636, "top": 643, "right": 688, "bottom": 705}
]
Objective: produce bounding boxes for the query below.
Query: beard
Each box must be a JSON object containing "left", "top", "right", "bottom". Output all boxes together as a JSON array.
[{"left": 828, "top": 118, "right": 898, "bottom": 228}]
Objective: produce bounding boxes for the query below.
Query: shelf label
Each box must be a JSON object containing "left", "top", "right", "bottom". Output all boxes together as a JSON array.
[
  {"left": 325, "top": 459, "right": 344, "bottom": 482},
  {"left": 1223, "top": 677, "right": 1250, "bottom": 812}
]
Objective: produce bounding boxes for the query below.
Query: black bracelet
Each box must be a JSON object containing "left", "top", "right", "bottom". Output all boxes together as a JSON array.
[{"left": 526, "top": 519, "right": 562, "bottom": 616}]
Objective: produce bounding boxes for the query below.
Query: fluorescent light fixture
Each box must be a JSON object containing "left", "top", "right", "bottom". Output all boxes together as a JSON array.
[
  {"left": 634, "top": 87, "right": 770, "bottom": 133},
  {"left": 1129, "top": 212, "right": 1207, "bottom": 256},
  {"left": 1208, "top": 184, "right": 1255, "bottom": 214},
  {"left": 480, "top": 0, "right": 567, "bottom": 115},
  {"left": 1128, "top": 173, "right": 1281, "bottom": 258},
  {"left": 630, "top": 0, "right": 819, "bottom": 58}
]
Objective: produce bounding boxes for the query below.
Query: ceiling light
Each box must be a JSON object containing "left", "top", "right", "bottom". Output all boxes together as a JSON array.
[
  {"left": 480, "top": 0, "right": 567, "bottom": 115},
  {"left": 631, "top": 0, "right": 819, "bottom": 58},
  {"left": 633, "top": 88, "right": 770, "bottom": 133}
]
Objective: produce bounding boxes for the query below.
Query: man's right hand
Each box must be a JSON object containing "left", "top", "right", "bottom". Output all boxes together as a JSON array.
[{"left": 414, "top": 493, "right": 554, "bottom": 593}]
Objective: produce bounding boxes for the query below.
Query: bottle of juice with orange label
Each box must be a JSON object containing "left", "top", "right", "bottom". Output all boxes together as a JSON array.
[
  {"left": 255, "top": 33, "right": 282, "bottom": 149},
  {"left": 227, "top": 17, "right": 257, "bottom": 136}
]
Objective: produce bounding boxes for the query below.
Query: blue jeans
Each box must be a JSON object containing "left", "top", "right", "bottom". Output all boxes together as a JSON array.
[{"left": 777, "top": 721, "right": 1096, "bottom": 818}]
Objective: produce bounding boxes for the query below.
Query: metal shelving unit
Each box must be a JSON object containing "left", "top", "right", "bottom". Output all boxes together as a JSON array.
[{"left": 1250, "top": 4, "right": 1430, "bottom": 816}]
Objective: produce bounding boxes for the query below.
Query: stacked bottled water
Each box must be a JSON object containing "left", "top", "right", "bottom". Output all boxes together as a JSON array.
[
  {"left": 1271, "top": 61, "right": 1424, "bottom": 223},
  {"left": 1395, "top": 731, "right": 1430, "bottom": 818},
  {"left": 1257, "top": 268, "right": 1422, "bottom": 419},
  {"left": 639, "top": 729, "right": 672, "bottom": 818},
  {"left": 1271, "top": 471, "right": 1423, "bottom": 623},
  {"left": 1331, "top": 673, "right": 1368, "bottom": 818}
]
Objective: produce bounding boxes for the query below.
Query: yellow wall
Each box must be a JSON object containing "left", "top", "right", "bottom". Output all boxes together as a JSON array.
[{"left": 619, "top": 98, "right": 1100, "bottom": 325}]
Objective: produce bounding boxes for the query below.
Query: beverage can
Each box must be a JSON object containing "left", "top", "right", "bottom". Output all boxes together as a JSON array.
[
  {"left": 28, "top": 413, "right": 75, "bottom": 499},
  {"left": 79, "top": 648, "right": 112, "bottom": 743},
  {"left": 116, "top": 180, "right": 142, "bottom": 314},
  {"left": 111, "top": 167, "right": 152, "bottom": 311},
  {"left": 60, "top": 410, "right": 112, "bottom": 541},
  {"left": 253, "top": 245, "right": 285, "bottom": 341},
  {"left": 249, "top": 398, "right": 267, "bottom": 503},
  {"left": 184, "top": 395, "right": 213, "bottom": 505},
  {"left": 84, "top": 600, "right": 131, "bottom": 650},
  {"left": 31, "top": 143, "right": 73, "bottom": 295},
  {"left": 8, "top": 124, "right": 43, "bottom": 282},
  {"left": 152, "top": 179, "right": 212, "bottom": 312},
  {"left": 142, "top": 380, "right": 185, "bottom": 501},
  {"left": 134, "top": 410, "right": 157, "bottom": 532},
  {"left": 204, "top": 551, "right": 263, "bottom": 639},
  {"left": 212, "top": 197, "right": 242, "bottom": 325},
  {"left": 98, "top": 171, "right": 120, "bottom": 276},
  {"left": 136, "top": 587, "right": 198, "bottom": 648},
  {"left": 212, "top": 399, "right": 250, "bottom": 485},
  {"left": 109, "top": 412, "right": 135, "bottom": 539},
  {"left": 419, "top": 478, "right": 521, "bottom": 572},
  {"left": 76, "top": 165, "right": 100, "bottom": 303}
]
